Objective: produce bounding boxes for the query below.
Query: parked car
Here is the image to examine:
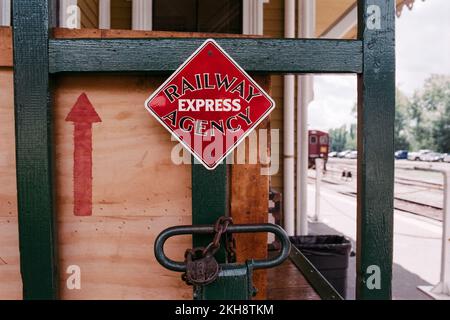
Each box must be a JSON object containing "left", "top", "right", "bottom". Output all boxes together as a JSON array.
[
  {"left": 395, "top": 150, "right": 408, "bottom": 160},
  {"left": 443, "top": 153, "right": 450, "bottom": 163},
  {"left": 328, "top": 151, "right": 338, "bottom": 158},
  {"left": 344, "top": 151, "right": 357, "bottom": 159},
  {"left": 421, "top": 152, "right": 444, "bottom": 162},
  {"left": 408, "top": 149, "right": 432, "bottom": 161},
  {"left": 338, "top": 150, "right": 352, "bottom": 158}
]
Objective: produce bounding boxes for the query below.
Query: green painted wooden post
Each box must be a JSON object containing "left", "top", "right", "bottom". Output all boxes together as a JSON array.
[
  {"left": 192, "top": 158, "right": 228, "bottom": 258},
  {"left": 356, "top": 0, "right": 395, "bottom": 299},
  {"left": 192, "top": 158, "right": 229, "bottom": 298},
  {"left": 12, "top": 0, "right": 58, "bottom": 299}
]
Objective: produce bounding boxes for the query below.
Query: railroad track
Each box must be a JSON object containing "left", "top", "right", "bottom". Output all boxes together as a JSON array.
[
  {"left": 336, "top": 190, "right": 443, "bottom": 222},
  {"left": 394, "top": 176, "right": 443, "bottom": 190},
  {"left": 307, "top": 172, "right": 443, "bottom": 222},
  {"left": 326, "top": 164, "right": 443, "bottom": 190}
]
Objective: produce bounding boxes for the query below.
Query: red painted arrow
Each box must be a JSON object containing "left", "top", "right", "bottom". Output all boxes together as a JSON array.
[{"left": 66, "top": 93, "right": 102, "bottom": 216}]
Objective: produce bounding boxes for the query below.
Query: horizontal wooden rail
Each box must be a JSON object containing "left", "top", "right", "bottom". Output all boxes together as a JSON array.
[{"left": 48, "top": 38, "right": 362, "bottom": 74}]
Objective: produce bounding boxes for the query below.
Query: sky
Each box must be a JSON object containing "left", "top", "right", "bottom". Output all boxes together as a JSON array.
[{"left": 309, "top": 0, "right": 450, "bottom": 131}]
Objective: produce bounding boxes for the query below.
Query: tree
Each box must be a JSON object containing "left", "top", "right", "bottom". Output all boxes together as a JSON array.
[
  {"left": 329, "top": 105, "right": 356, "bottom": 151},
  {"left": 432, "top": 112, "right": 450, "bottom": 152},
  {"left": 394, "top": 88, "right": 411, "bottom": 150},
  {"left": 326, "top": 75, "right": 449, "bottom": 153},
  {"left": 329, "top": 125, "right": 347, "bottom": 152},
  {"left": 345, "top": 123, "right": 357, "bottom": 150},
  {"left": 429, "top": 76, "right": 450, "bottom": 152},
  {"left": 408, "top": 75, "right": 450, "bottom": 151}
]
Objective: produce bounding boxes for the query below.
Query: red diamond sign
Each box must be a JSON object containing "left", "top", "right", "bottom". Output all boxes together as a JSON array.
[{"left": 145, "top": 39, "right": 275, "bottom": 170}]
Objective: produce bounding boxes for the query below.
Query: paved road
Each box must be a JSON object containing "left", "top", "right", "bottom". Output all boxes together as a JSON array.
[{"left": 306, "top": 180, "right": 442, "bottom": 300}]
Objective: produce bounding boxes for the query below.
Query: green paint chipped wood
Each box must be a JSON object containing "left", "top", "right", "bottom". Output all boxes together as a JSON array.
[
  {"left": 356, "top": 0, "right": 395, "bottom": 300},
  {"left": 12, "top": 0, "right": 58, "bottom": 299},
  {"left": 192, "top": 158, "right": 228, "bottom": 259},
  {"left": 48, "top": 38, "right": 363, "bottom": 74}
]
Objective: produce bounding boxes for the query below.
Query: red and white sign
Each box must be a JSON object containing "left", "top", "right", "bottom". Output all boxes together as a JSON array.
[{"left": 145, "top": 39, "right": 275, "bottom": 170}]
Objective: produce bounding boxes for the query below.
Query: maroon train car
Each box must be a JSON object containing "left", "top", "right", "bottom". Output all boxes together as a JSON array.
[{"left": 308, "top": 130, "right": 329, "bottom": 168}]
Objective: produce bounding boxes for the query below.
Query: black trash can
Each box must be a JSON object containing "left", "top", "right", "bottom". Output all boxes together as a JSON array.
[{"left": 290, "top": 235, "right": 351, "bottom": 299}]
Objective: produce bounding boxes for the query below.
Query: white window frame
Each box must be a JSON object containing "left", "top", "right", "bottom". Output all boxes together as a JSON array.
[
  {"left": 243, "top": 0, "right": 268, "bottom": 35},
  {"left": 132, "top": 0, "right": 152, "bottom": 30},
  {"left": 0, "top": 0, "right": 11, "bottom": 26},
  {"left": 99, "top": 0, "right": 111, "bottom": 29}
]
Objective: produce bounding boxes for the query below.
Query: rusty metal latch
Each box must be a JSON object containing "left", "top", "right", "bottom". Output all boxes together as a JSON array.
[{"left": 154, "top": 222, "right": 291, "bottom": 273}]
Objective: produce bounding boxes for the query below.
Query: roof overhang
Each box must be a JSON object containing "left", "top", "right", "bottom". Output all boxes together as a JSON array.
[{"left": 318, "top": 0, "right": 421, "bottom": 39}]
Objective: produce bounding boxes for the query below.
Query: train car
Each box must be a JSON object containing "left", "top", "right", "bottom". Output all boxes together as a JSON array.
[{"left": 308, "top": 130, "right": 329, "bottom": 168}]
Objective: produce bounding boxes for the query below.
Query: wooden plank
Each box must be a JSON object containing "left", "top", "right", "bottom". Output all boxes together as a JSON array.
[
  {"left": 0, "top": 70, "right": 16, "bottom": 219},
  {"left": 58, "top": 216, "right": 192, "bottom": 299},
  {"left": 48, "top": 38, "right": 363, "bottom": 74},
  {"left": 78, "top": 0, "right": 99, "bottom": 29},
  {"left": 263, "top": 3, "right": 283, "bottom": 38},
  {"left": 12, "top": 0, "right": 58, "bottom": 299},
  {"left": 0, "top": 69, "right": 21, "bottom": 300},
  {"left": 54, "top": 74, "right": 192, "bottom": 299},
  {"left": 267, "top": 258, "right": 321, "bottom": 300},
  {"left": 261, "top": 1, "right": 284, "bottom": 194},
  {"left": 111, "top": 0, "right": 131, "bottom": 30},
  {"left": 54, "top": 74, "right": 191, "bottom": 218},
  {"left": 356, "top": 0, "right": 395, "bottom": 299},
  {"left": 0, "top": 27, "right": 12, "bottom": 67},
  {"left": 231, "top": 76, "right": 271, "bottom": 300},
  {"left": 53, "top": 27, "right": 265, "bottom": 39}
]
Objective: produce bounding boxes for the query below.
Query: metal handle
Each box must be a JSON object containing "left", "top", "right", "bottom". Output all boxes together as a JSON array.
[{"left": 154, "top": 223, "right": 291, "bottom": 272}]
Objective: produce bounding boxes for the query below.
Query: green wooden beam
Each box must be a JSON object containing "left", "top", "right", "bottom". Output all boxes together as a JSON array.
[
  {"left": 12, "top": 0, "right": 58, "bottom": 299},
  {"left": 48, "top": 38, "right": 363, "bottom": 74},
  {"left": 191, "top": 159, "right": 229, "bottom": 299},
  {"left": 356, "top": 0, "right": 395, "bottom": 299},
  {"left": 192, "top": 158, "right": 228, "bottom": 255}
]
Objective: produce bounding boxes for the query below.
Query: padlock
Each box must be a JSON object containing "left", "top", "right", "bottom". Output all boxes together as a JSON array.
[{"left": 183, "top": 247, "right": 220, "bottom": 286}]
